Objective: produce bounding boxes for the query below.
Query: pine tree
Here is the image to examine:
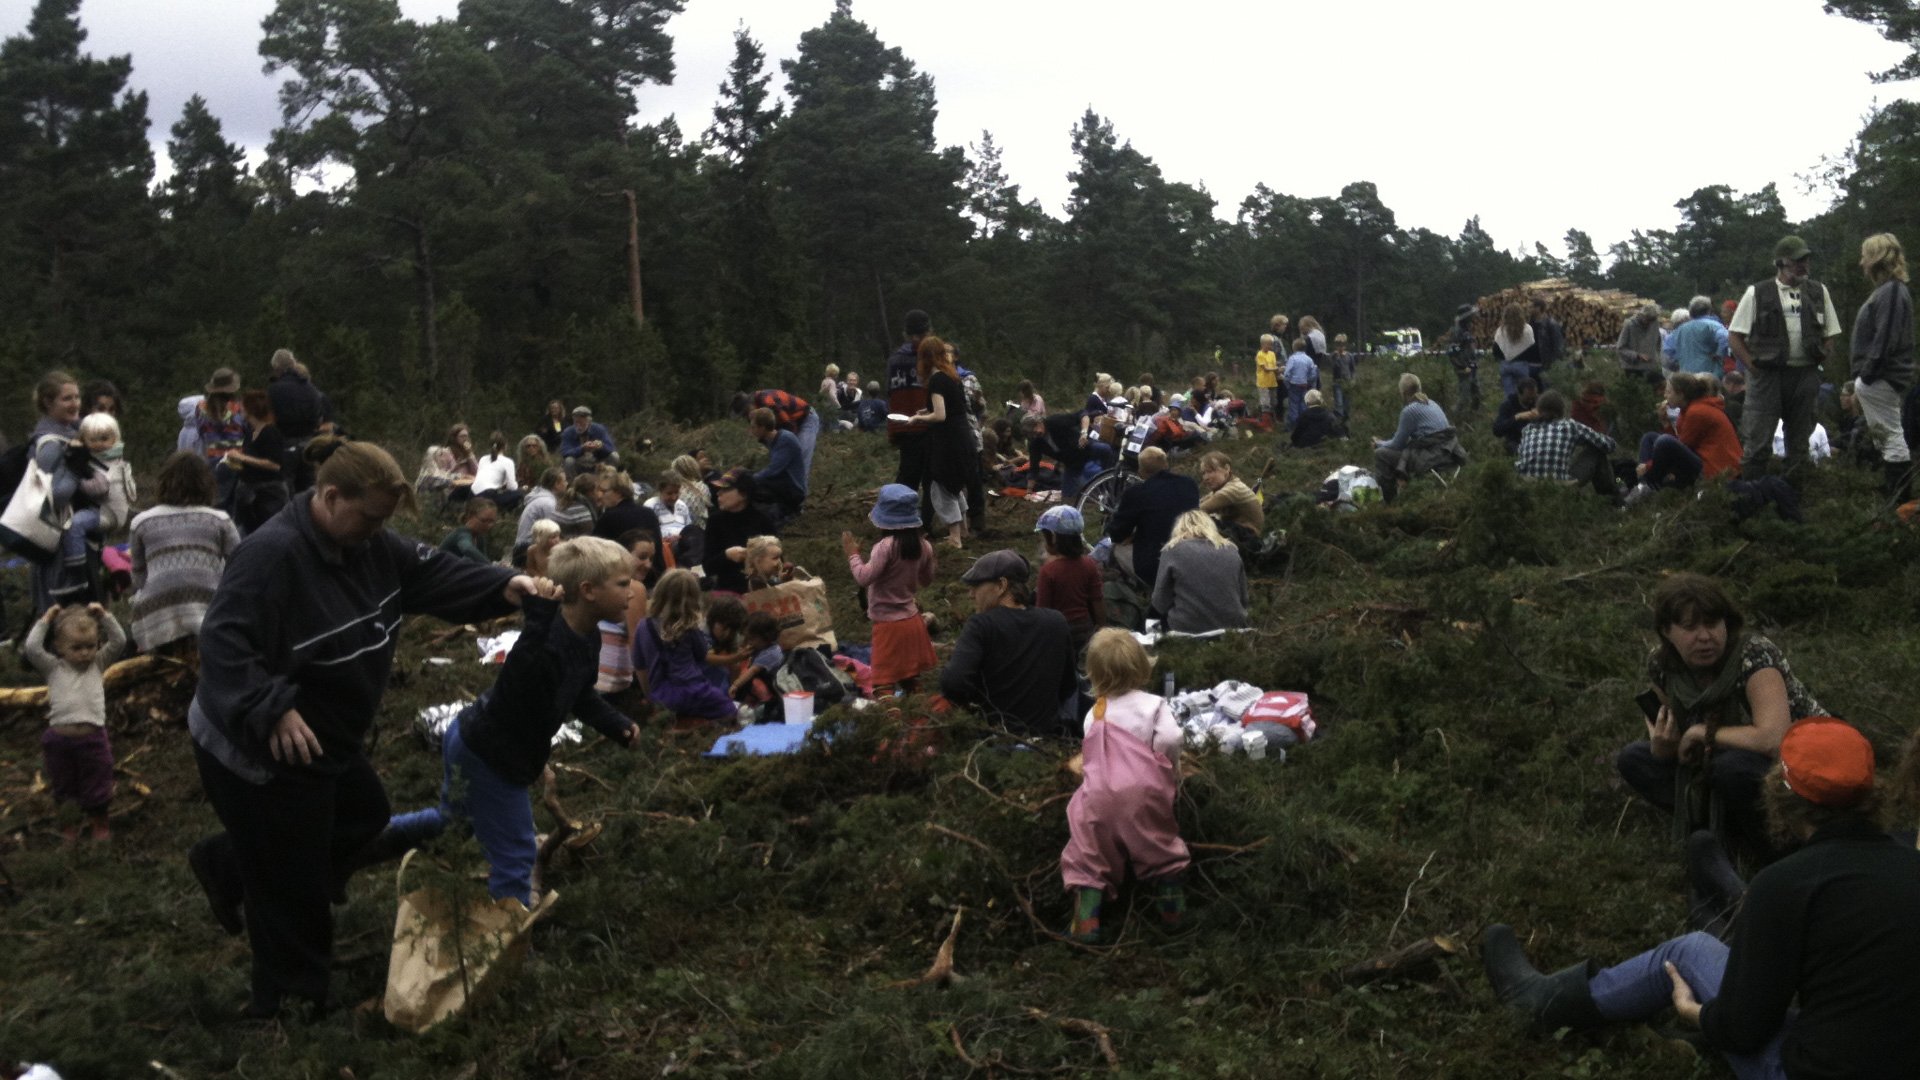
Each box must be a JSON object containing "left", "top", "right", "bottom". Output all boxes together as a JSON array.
[{"left": 0, "top": 0, "right": 155, "bottom": 352}]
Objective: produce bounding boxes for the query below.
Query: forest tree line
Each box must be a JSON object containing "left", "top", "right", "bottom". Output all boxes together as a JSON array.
[{"left": 3, "top": 0, "right": 1917, "bottom": 454}]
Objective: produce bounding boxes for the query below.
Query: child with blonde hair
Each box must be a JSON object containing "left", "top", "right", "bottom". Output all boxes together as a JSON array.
[
  {"left": 841, "top": 484, "right": 937, "bottom": 694},
  {"left": 25, "top": 603, "right": 128, "bottom": 842},
  {"left": 375, "top": 536, "right": 639, "bottom": 903},
  {"left": 524, "top": 518, "right": 562, "bottom": 578},
  {"left": 1061, "top": 628, "right": 1189, "bottom": 944},
  {"left": 632, "top": 569, "right": 737, "bottom": 724}
]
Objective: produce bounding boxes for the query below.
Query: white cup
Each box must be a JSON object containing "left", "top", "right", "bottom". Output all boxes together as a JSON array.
[{"left": 782, "top": 691, "right": 815, "bottom": 726}]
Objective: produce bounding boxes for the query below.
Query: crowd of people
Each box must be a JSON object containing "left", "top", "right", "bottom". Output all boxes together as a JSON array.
[{"left": 3, "top": 232, "right": 1917, "bottom": 1077}]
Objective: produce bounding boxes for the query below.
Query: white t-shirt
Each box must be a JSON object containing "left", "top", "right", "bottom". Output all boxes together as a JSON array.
[
  {"left": 471, "top": 453, "right": 518, "bottom": 495},
  {"left": 644, "top": 496, "right": 690, "bottom": 539},
  {"left": 1729, "top": 279, "right": 1841, "bottom": 364}
]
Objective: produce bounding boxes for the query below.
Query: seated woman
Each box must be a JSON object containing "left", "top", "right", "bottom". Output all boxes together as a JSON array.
[
  {"left": 1372, "top": 373, "right": 1462, "bottom": 503},
  {"left": 1484, "top": 719, "right": 1920, "bottom": 1080},
  {"left": 471, "top": 431, "right": 523, "bottom": 511},
  {"left": 1197, "top": 451, "right": 1263, "bottom": 537},
  {"left": 1617, "top": 573, "right": 1825, "bottom": 861},
  {"left": 443, "top": 423, "right": 479, "bottom": 505},
  {"left": 1150, "top": 510, "right": 1250, "bottom": 635},
  {"left": 1633, "top": 372, "right": 1742, "bottom": 492}
]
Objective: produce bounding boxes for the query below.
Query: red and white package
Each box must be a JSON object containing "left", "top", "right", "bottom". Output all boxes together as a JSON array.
[{"left": 1242, "top": 690, "right": 1315, "bottom": 741}]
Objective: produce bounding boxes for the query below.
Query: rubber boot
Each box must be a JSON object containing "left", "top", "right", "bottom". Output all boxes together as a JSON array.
[
  {"left": 1066, "top": 887, "right": 1103, "bottom": 945},
  {"left": 1482, "top": 923, "right": 1603, "bottom": 1034},
  {"left": 1884, "top": 461, "right": 1914, "bottom": 505},
  {"left": 1685, "top": 830, "right": 1747, "bottom": 939},
  {"left": 1152, "top": 876, "right": 1187, "bottom": 930}
]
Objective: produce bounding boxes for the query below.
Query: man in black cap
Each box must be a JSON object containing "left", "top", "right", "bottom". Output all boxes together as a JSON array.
[
  {"left": 1728, "top": 236, "right": 1842, "bottom": 473},
  {"left": 939, "top": 550, "right": 1078, "bottom": 737}
]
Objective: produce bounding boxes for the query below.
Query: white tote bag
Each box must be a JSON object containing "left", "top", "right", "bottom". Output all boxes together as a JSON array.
[{"left": 0, "top": 436, "right": 68, "bottom": 563}]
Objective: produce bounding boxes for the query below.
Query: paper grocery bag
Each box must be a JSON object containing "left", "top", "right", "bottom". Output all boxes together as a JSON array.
[
  {"left": 383, "top": 852, "right": 559, "bottom": 1033},
  {"left": 741, "top": 567, "right": 837, "bottom": 652}
]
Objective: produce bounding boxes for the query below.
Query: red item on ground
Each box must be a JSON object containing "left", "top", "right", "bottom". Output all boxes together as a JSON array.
[{"left": 1242, "top": 690, "right": 1315, "bottom": 741}]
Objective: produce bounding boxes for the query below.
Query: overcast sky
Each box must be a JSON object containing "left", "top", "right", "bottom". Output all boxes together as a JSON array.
[{"left": 4, "top": 0, "right": 1913, "bottom": 259}]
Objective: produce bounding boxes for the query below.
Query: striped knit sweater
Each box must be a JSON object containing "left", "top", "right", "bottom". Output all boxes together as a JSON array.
[{"left": 127, "top": 505, "right": 242, "bottom": 650}]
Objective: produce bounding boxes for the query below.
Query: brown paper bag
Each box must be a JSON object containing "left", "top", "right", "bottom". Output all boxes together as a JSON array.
[
  {"left": 741, "top": 567, "right": 837, "bottom": 652},
  {"left": 383, "top": 851, "right": 559, "bottom": 1033}
]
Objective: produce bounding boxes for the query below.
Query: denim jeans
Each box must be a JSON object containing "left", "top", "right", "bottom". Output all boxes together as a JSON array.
[
  {"left": 1589, "top": 931, "right": 1789, "bottom": 1080},
  {"left": 1285, "top": 384, "right": 1309, "bottom": 428},
  {"left": 387, "top": 712, "right": 538, "bottom": 905},
  {"left": 796, "top": 409, "right": 822, "bottom": 492},
  {"left": 1638, "top": 433, "right": 1704, "bottom": 488}
]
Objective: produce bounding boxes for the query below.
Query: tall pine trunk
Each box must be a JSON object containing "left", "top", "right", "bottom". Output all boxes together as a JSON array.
[{"left": 415, "top": 225, "right": 438, "bottom": 394}]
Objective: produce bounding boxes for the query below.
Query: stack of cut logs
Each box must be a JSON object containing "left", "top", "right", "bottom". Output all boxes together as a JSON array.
[{"left": 1471, "top": 278, "right": 1661, "bottom": 349}]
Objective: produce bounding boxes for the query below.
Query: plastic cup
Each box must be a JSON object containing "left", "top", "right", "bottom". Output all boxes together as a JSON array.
[{"left": 782, "top": 691, "right": 815, "bottom": 726}]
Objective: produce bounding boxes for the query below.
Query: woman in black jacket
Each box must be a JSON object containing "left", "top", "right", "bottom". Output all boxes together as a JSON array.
[{"left": 186, "top": 437, "right": 555, "bottom": 1019}]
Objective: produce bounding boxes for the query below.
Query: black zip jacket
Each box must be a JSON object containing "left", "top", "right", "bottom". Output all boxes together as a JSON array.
[
  {"left": 458, "top": 595, "right": 633, "bottom": 786},
  {"left": 189, "top": 491, "right": 517, "bottom": 782}
]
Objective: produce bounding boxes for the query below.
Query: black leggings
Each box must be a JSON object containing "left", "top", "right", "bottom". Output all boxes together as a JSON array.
[{"left": 194, "top": 744, "right": 390, "bottom": 1013}]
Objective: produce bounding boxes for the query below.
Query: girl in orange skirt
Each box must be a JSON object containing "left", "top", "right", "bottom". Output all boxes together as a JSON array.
[{"left": 842, "top": 484, "right": 937, "bottom": 694}]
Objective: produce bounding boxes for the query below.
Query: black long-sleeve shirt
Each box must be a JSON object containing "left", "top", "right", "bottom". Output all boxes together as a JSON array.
[
  {"left": 1699, "top": 818, "right": 1920, "bottom": 1078},
  {"left": 190, "top": 492, "right": 517, "bottom": 782},
  {"left": 937, "top": 606, "right": 1078, "bottom": 738},
  {"left": 457, "top": 595, "right": 632, "bottom": 786}
]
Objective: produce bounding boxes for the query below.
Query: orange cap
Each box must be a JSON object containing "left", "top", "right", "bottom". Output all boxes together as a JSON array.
[{"left": 1779, "top": 718, "right": 1875, "bottom": 808}]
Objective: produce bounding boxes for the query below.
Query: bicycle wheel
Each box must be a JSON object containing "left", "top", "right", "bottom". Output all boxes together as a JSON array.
[{"left": 1076, "top": 467, "right": 1140, "bottom": 536}]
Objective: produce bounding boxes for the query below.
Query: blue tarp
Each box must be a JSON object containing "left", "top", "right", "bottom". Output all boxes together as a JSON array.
[{"left": 702, "top": 723, "right": 823, "bottom": 758}]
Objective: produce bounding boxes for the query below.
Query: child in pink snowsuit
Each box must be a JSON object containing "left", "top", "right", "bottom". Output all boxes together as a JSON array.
[{"left": 1061, "top": 628, "right": 1190, "bottom": 944}]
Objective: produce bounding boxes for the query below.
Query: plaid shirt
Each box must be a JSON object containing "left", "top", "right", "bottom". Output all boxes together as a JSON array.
[
  {"left": 752, "top": 390, "right": 811, "bottom": 432},
  {"left": 1515, "top": 418, "right": 1614, "bottom": 481}
]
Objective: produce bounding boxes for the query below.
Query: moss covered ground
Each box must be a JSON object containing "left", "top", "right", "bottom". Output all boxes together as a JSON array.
[{"left": 1, "top": 354, "right": 1915, "bottom": 1078}]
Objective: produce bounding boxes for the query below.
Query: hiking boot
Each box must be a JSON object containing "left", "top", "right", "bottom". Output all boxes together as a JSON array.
[
  {"left": 1885, "top": 462, "right": 1914, "bottom": 504},
  {"left": 1152, "top": 876, "right": 1187, "bottom": 930},
  {"left": 189, "top": 836, "right": 245, "bottom": 937},
  {"left": 1481, "top": 923, "right": 1602, "bottom": 1034},
  {"left": 1066, "top": 887, "right": 1103, "bottom": 945},
  {"left": 85, "top": 812, "right": 111, "bottom": 843},
  {"left": 1685, "top": 830, "right": 1746, "bottom": 939}
]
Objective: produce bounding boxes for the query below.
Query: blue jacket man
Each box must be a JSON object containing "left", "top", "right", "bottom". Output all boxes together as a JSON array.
[
  {"left": 559, "top": 406, "right": 617, "bottom": 475},
  {"left": 749, "top": 407, "right": 807, "bottom": 516},
  {"left": 1106, "top": 447, "right": 1200, "bottom": 592}
]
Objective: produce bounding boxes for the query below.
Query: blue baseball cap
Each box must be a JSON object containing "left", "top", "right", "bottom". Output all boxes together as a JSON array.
[{"left": 1035, "top": 505, "right": 1084, "bottom": 534}]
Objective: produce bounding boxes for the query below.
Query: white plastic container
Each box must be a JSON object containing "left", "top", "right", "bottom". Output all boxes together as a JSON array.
[
  {"left": 1244, "top": 729, "right": 1268, "bottom": 760},
  {"left": 782, "top": 691, "right": 815, "bottom": 726}
]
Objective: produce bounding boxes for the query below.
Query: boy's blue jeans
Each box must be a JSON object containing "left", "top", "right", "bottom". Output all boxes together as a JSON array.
[
  {"left": 1589, "top": 931, "right": 1789, "bottom": 1080},
  {"left": 387, "top": 712, "right": 537, "bottom": 905}
]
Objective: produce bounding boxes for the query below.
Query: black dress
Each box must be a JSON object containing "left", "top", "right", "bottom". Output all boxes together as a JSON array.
[
  {"left": 926, "top": 370, "right": 975, "bottom": 499},
  {"left": 234, "top": 422, "right": 288, "bottom": 533}
]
